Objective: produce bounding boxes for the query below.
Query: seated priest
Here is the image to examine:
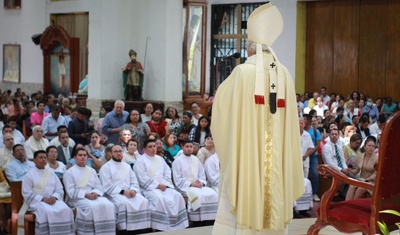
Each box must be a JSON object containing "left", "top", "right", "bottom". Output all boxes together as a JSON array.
[
  {"left": 21, "top": 150, "right": 75, "bottom": 235},
  {"left": 172, "top": 139, "right": 218, "bottom": 222},
  {"left": 134, "top": 139, "right": 188, "bottom": 231},
  {"left": 63, "top": 148, "right": 116, "bottom": 234},
  {"left": 99, "top": 144, "right": 151, "bottom": 233}
]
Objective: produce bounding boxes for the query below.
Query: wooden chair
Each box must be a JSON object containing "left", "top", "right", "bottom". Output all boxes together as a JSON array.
[
  {"left": 308, "top": 111, "right": 400, "bottom": 235},
  {"left": 9, "top": 181, "right": 35, "bottom": 235}
]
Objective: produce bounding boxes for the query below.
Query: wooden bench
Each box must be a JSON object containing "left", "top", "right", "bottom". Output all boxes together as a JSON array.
[{"left": 9, "top": 181, "right": 35, "bottom": 235}]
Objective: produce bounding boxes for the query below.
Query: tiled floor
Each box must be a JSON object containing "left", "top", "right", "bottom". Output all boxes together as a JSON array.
[{"left": 141, "top": 218, "right": 361, "bottom": 234}]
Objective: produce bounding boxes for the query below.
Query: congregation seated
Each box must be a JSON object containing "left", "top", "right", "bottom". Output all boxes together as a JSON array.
[
  {"left": 164, "top": 106, "right": 182, "bottom": 137},
  {"left": 172, "top": 140, "right": 218, "bottom": 222},
  {"left": 84, "top": 130, "right": 104, "bottom": 171},
  {"left": 63, "top": 148, "right": 116, "bottom": 234},
  {"left": 21, "top": 150, "right": 74, "bottom": 235}
]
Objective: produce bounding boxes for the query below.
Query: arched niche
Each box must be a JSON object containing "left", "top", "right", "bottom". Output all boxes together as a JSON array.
[{"left": 40, "top": 25, "right": 80, "bottom": 96}]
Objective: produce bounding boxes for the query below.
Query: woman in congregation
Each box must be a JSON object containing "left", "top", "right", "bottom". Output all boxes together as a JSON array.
[
  {"left": 163, "top": 133, "right": 181, "bottom": 158},
  {"left": 45, "top": 145, "right": 67, "bottom": 178},
  {"left": 122, "top": 138, "right": 141, "bottom": 169},
  {"left": 190, "top": 102, "right": 203, "bottom": 125},
  {"left": 197, "top": 135, "right": 216, "bottom": 165},
  {"left": 84, "top": 130, "right": 104, "bottom": 171},
  {"left": 164, "top": 106, "right": 182, "bottom": 137},
  {"left": 189, "top": 115, "right": 211, "bottom": 147},
  {"left": 95, "top": 106, "right": 112, "bottom": 144},
  {"left": 155, "top": 138, "right": 175, "bottom": 168},
  {"left": 0, "top": 169, "right": 11, "bottom": 235},
  {"left": 141, "top": 103, "right": 153, "bottom": 122},
  {"left": 345, "top": 137, "right": 378, "bottom": 200},
  {"left": 121, "top": 109, "right": 150, "bottom": 151},
  {"left": 146, "top": 108, "right": 168, "bottom": 139}
]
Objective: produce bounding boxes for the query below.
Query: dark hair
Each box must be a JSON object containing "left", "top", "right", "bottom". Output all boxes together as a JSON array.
[
  {"left": 309, "top": 109, "right": 317, "bottom": 117},
  {"left": 359, "top": 116, "right": 369, "bottom": 124},
  {"left": 349, "top": 133, "right": 362, "bottom": 143},
  {"left": 126, "top": 138, "right": 139, "bottom": 148},
  {"left": 2, "top": 125, "right": 12, "bottom": 133},
  {"left": 182, "top": 111, "right": 193, "bottom": 119},
  {"left": 51, "top": 105, "right": 59, "bottom": 111},
  {"left": 88, "top": 130, "right": 100, "bottom": 139},
  {"left": 182, "top": 138, "right": 193, "bottom": 146},
  {"left": 46, "top": 145, "right": 57, "bottom": 153},
  {"left": 164, "top": 106, "right": 180, "bottom": 119},
  {"left": 190, "top": 102, "right": 199, "bottom": 109},
  {"left": 37, "top": 100, "right": 45, "bottom": 107},
  {"left": 104, "top": 106, "right": 112, "bottom": 113},
  {"left": 336, "top": 106, "right": 345, "bottom": 113},
  {"left": 143, "top": 139, "right": 156, "bottom": 148},
  {"left": 193, "top": 116, "right": 211, "bottom": 144},
  {"left": 378, "top": 114, "right": 387, "bottom": 123},
  {"left": 71, "top": 144, "right": 85, "bottom": 159},
  {"left": 126, "top": 109, "right": 142, "bottom": 123},
  {"left": 13, "top": 144, "right": 24, "bottom": 152},
  {"left": 57, "top": 125, "right": 67, "bottom": 132},
  {"left": 34, "top": 150, "right": 47, "bottom": 158}
]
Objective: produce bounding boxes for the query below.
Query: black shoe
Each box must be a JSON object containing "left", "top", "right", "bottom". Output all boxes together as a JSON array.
[
  {"left": 293, "top": 210, "right": 302, "bottom": 218},
  {"left": 299, "top": 210, "right": 311, "bottom": 217}
]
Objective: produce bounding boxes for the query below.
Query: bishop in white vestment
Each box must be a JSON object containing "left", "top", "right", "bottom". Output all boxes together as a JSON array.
[
  {"left": 21, "top": 150, "right": 74, "bottom": 235},
  {"left": 99, "top": 144, "right": 151, "bottom": 232},
  {"left": 172, "top": 140, "right": 218, "bottom": 221},
  {"left": 134, "top": 139, "right": 188, "bottom": 231},
  {"left": 63, "top": 148, "right": 116, "bottom": 235}
]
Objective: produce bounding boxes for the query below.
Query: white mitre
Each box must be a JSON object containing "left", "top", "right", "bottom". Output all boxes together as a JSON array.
[{"left": 247, "top": 3, "right": 284, "bottom": 110}]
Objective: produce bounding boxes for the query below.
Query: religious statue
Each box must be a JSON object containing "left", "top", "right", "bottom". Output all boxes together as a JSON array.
[
  {"left": 78, "top": 74, "right": 88, "bottom": 95},
  {"left": 121, "top": 49, "right": 144, "bottom": 101}
]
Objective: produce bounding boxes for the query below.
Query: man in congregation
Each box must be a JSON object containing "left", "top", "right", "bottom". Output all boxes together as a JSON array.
[
  {"left": 63, "top": 148, "right": 116, "bottom": 234},
  {"left": 172, "top": 139, "right": 218, "bottom": 222},
  {"left": 99, "top": 144, "right": 151, "bottom": 234},
  {"left": 56, "top": 130, "right": 73, "bottom": 165},
  {"left": 5, "top": 118, "right": 25, "bottom": 146},
  {"left": 102, "top": 100, "right": 129, "bottom": 144},
  {"left": 49, "top": 125, "right": 76, "bottom": 147},
  {"left": 0, "top": 133, "right": 14, "bottom": 168},
  {"left": 21, "top": 150, "right": 74, "bottom": 235},
  {"left": 134, "top": 139, "right": 188, "bottom": 231},
  {"left": 211, "top": 3, "right": 304, "bottom": 234},
  {"left": 322, "top": 128, "right": 350, "bottom": 199},
  {"left": 5, "top": 144, "right": 34, "bottom": 182},
  {"left": 68, "top": 108, "right": 90, "bottom": 145},
  {"left": 42, "top": 105, "right": 67, "bottom": 141}
]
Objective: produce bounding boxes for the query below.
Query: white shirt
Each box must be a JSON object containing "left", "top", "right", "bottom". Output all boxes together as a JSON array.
[
  {"left": 300, "top": 131, "right": 314, "bottom": 169},
  {"left": 322, "top": 141, "right": 348, "bottom": 171}
]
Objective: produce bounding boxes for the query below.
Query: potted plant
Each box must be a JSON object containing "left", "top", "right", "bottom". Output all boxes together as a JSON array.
[{"left": 378, "top": 210, "right": 400, "bottom": 235}]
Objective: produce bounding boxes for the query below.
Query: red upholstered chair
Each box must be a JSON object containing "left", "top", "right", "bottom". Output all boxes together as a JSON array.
[{"left": 308, "top": 111, "right": 400, "bottom": 235}]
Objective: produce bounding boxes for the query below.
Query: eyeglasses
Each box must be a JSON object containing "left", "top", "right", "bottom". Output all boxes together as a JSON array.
[{"left": 112, "top": 150, "right": 122, "bottom": 153}]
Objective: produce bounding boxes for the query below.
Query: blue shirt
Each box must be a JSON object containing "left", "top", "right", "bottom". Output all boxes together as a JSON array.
[
  {"left": 5, "top": 159, "right": 35, "bottom": 181},
  {"left": 42, "top": 115, "right": 67, "bottom": 140},
  {"left": 102, "top": 110, "right": 129, "bottom": 144},
  {"left": 306, "top": 127, "right": 321, "bottom": 157},
  {"left": 362, "top": 105, "right": 380, "bottom": 123}
]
